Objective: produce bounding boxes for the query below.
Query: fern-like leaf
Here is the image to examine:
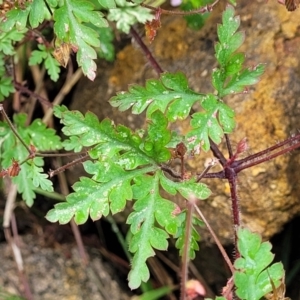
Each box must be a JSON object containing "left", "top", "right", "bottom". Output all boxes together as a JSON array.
[
  {"left": 174, "top": 210, "right": 204, "bottom": 259},
  {"left": 107, "top": 0, "right": 153, "bottom": 34},
  {"left": 187, "top": 94, "right": 235, "bottom": 151},
  {"left": 212, "top": 5, "right": 264, "bottom": 97},
  {"left": 54, "top": 105, "right": 173, "bottom": 167},
  {"left": 127, "top": 172, "right": 180, "bottom": 289},
  {"left": 29, "top": 44, "right": 61, "bottom": 82},
  {"left": 53, "top": 0, "right": 108, "bottom": 80},
  {"left": 110, "top": 72, "right": 204, "bottom": 122},
  {"left": 46, "top": 160, "right": 159, "bottom": 224},
  {"left": 0, "top": 114, "right": 62, "bottom": 206}
]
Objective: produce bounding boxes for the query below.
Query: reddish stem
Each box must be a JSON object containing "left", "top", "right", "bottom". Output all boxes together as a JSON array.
[
  {"left": 141, "top": 0, "right": 220, "bottom": 16},
  {"left": 129, "top": 27, "right": 164, "bottom": 75}
]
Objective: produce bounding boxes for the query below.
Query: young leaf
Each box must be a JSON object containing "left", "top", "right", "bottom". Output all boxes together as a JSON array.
[
  {"left": 107, "top": 0, "right": 154, "bottom": 34},
  {"left": 212, "top": 5, "right": 264, "bottom": 97},
  {"left": 0, "top": 76, "right": 15, "bottom": 102},
  {"left": 53, "top": 0, "right": 108, "bottom": 80},
  {"left": 234, "top": 227, "right": 285, "bottom": 300},
  {"left": 29, "top": 44, "right": 61, "bottom": 82},
  {"left": 110, "top": 72, "right": 204, "bottom": 122},
  {"left": 186, "top": 94, "right": 235, "bottom": 151},
  {"left": 174, "top": 210, "right": 204, "bottom": 259}
]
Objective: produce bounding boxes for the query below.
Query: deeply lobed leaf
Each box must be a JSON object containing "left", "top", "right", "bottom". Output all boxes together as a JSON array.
[
  {"left": 127, "top": 172, "right": 181, "bottom": 289},
  {"left": 46, "top": 162, "right": 158, "bottom": 224},
  {"left": 53, "top": 0, "right": 108, "bottom": 80},
  {"left": 0, "top": 114, "right": 62, "bottom": 205},
  {"left": 187, "top": 94, "right": 235, "bottom": 151},
  {"left": 110, "top": 72, "right": 204, "bottom": 122},
  {"left": 234, "top": 227, "right": 285, "bottom": 300},
  {"left": 55, "top": 105, "right": 173, "bottom": 167},
  {"left": 212, "top": 5, "right": 264, "bottom": 97},
  {"left": 29, "top": 45, "right": 61, "bottom": 82},
  {"left": 107, "top": 0, "right": 153, "bottom": 33}
]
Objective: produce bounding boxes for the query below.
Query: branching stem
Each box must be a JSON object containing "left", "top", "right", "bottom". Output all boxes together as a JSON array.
[
  {"left": 141, "top": 0, "right": 220, "bottom": 16},
  {"left": 48, "top": 154, "right": 90, "bottom": 178},
  {"left": 13, "top": 81, "right": 53, "bottom": 108}
]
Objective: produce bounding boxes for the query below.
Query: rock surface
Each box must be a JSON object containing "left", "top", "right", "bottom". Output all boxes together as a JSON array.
[
  {"left": 0, "top": 235, "right": 130, "bottom": 300},
  {"left": 71, "top": 0, "right": 300, "bottom": 243}
]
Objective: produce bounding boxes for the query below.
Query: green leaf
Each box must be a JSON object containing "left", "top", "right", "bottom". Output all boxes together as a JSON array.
[
  {"left": 110, "top": 72, "right": 204, "bottom": 122},
  {"left": 55, "top": 105, "right": 169, "bottom": 167},
  {"left": 174, "top": 211, "right": 202, "bottom": 259},
  {"left": 29, "top": 0, "right": 52, "bottom": 28},
  {"left": 212, "top": 5, "right": 264, "bottom": 97},
  {"left": 140, "top": 110, "right": 172, "bottom": 163},
  {"left": 29, "top": 47, "right": 48, "bottom": 65},
  {"left": 98, "top": 0, "right": 116, "bottom": 9},
  {"left": 0, "top": 27, "right": 27, "bottom": 55},
  {"left": 160, "top": 172, "right": 211, "bottom": 200},
  {"left": 181, "top": 0, "right": 212, "bottom": 30},
  {"left": 95, "top": 26, "right": 115, "bottom": 61},
  {"left": 186, "top": 94, "right": 235, "bottom": 151},
  {"left": 46, "top": 0, "right": 58, "bottom": 7},
  {"left": 29, "top": 44, "right": 61, "bottom": 81},
  {"left": 221, "top": 64, "right": 265, "bottom": 95},
  {"left": 234, "top": 227, "right": 285, "bottom": 300},
  {"left": 0, "top": 6, "right": 31, "bottom": 31},
  {"left": 0, "top": 76, "right": 15, "bottom": 102},
  {"left": 127, "top": 172, "right": 180, "bottom": 289},
  {"left": 137, "top": 285, "right": 175, "bottom": 300},
  {"left": 53, "top": 0, "right": 108, "bottom": 80},
  {"left": 107, "top": 0, "right": 154, "bottom": 34},
  {"left": 0, "top": 114, "right": 62, "bottom": 205},
  {"left": 27, "top": 118, "right": 62, "bottom": 150},
  {"left": 44, "top": 53, "right": 61, "bottom": 82},
  {"left": 46, "top": 162, "right": 157, "bottom": 224}
]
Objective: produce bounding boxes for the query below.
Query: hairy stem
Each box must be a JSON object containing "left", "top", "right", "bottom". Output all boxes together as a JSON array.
[
  {"left": 193, "top": 204, "right": 235, "bottom": 274},
  {"left": 130, "top": 27, "right": 163, "bottom": 75},
  {"left": 180, "top": 199, "right": 194, "bottom": 300},
  {"left": 225, "top": 134, "right": 233, "bottom": 158},
  {"left": 48, "top": 153, "right": 90, "bottom": 178},
  {"left": 209, "top": 139, "right": 227, "bottom": 166},
  {"left": 237, "top": 133, "right": 300, "bottom": 167},
  {"left": 226, "top": 167, "right": 240, "bottom": 257}
]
